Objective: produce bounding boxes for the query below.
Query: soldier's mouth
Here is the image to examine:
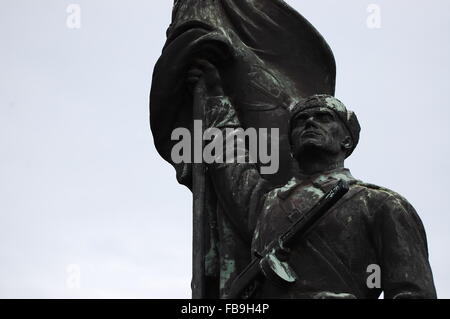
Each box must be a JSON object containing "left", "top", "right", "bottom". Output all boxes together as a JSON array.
[{"left": 301, "top": 130, "right": 322, "bottom": 138}]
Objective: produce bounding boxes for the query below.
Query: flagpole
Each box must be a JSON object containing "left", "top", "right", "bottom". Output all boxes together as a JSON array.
[{"left": 191, "top": 78, "right": 207, "bottom": 299}]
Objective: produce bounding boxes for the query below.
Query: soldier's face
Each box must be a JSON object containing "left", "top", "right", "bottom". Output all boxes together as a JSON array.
[{"left": 290, "top": 107, "right": 349, "bottom": 160}]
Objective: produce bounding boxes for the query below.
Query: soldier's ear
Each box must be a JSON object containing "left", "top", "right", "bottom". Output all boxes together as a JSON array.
[{"left": 341, "top": 136, "right": 353, "bottom": 152}]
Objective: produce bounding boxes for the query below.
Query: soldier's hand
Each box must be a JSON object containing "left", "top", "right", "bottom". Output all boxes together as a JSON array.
[{"left": 187, "top": 59, "right": 224, "bottom": 97}]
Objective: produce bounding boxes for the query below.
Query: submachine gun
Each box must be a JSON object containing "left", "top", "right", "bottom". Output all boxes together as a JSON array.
[{"left": 226, "top": 179, "right": 350, "bottom": 299}]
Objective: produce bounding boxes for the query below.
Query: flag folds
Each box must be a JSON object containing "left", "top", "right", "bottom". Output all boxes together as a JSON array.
[{"left": 150, "top": 0, "right": 336, "bottom": 186}]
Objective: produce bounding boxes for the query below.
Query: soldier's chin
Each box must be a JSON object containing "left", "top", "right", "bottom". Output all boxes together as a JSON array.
[{"left": 294, "top": 142, "right": 326, "bottom": 159}]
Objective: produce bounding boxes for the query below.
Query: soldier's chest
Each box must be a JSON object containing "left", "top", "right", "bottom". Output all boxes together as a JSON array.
[{"left": 252, "top": 185, "right": 363, "bottom": 254}]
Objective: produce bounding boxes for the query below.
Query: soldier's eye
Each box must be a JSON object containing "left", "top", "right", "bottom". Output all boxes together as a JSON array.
[
  {"left": 317, "top": 113, "right": 333, "bottom": 122},
  {"left": 295, "top": 114, "right": 308, "bottom": 125}
]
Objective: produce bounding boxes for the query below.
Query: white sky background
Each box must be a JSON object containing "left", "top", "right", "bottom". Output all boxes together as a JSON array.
[{"left": 0, "top": 0, "right": 449, "bottom": 298}]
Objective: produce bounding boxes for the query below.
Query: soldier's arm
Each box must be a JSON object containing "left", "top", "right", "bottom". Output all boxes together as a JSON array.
[
  {"left": 374, "top": 194, "right": 437, "bottom": 299},
  {"left": 187, "top": 58, "right": 271, "bottom": 241},
  {"left": 204, "top": 95, "right": 271, "bottom": 241}
]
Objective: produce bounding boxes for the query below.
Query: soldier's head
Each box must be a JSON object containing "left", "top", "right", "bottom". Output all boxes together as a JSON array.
[{"left": 289, "top": 95, "right": 360, "bottom": 165}]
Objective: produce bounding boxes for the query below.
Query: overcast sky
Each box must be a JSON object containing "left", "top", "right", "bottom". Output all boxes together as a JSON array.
[{"left": 1, "top": 0, "right": 449, "bottom": 298}]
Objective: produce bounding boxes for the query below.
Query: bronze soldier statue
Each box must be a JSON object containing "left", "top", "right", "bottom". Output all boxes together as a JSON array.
[
  {"left": 150, "top": 0, "right": 437, "bottom": 299},
  {"left": 150, "top": 0, "right": 338, "bottom": 298},
  {"left": 185, "top": 59, "right": 437, "bottom": 299}
]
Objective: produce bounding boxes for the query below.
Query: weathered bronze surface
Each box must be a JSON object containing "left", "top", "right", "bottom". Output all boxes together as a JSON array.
[{"left": 150, "top": 0, "right": 437, "bottom": 299}]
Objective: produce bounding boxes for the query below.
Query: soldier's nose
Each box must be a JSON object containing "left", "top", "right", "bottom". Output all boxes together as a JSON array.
[{"left": 305, "top": 117, "right": 316, "bottom": 127}]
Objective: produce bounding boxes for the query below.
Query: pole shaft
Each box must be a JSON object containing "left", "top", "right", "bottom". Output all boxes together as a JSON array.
[{"left": 191, "top": 79, "right": 207, "bottom": 299}]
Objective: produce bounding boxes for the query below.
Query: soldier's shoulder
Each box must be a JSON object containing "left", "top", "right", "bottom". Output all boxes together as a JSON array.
[
  {"left": 352, "top": 182, "right": 426, "bottom": 233},
  {"left": 351, "top": 181, "right": 412, "bottom": 208},
  {"left": 264, "top": 178, "right": 298, "bottom": 202}
]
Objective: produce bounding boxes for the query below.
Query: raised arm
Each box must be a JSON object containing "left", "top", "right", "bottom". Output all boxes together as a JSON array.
[{"left": 187, "top": 59, "right": 271, "bottom": 241}]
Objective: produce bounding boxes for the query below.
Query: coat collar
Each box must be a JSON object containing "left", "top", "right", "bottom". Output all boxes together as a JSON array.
[{"left": 277, "top": 168, "right": 357, "bottom": 200}]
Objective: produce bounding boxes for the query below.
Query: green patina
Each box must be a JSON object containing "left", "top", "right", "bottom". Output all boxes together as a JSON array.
[{"left": 220, "top": 256, "right": 236, "bottom": 290}]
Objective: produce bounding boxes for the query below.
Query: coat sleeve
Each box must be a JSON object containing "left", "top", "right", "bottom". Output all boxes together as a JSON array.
[
  {"left": 205, "top": 96, "right": 271, "bottom": 242},
  {"left": 374, "top": 194, "right": 437, "bottom": 299}
]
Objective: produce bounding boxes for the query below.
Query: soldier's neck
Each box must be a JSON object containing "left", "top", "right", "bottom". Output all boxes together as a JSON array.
[{"left": 297, "top": 155, "right": 345, "bottom": 177}]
